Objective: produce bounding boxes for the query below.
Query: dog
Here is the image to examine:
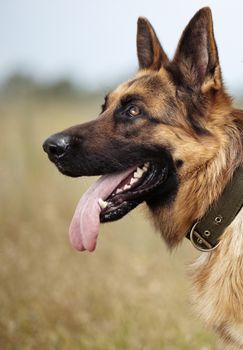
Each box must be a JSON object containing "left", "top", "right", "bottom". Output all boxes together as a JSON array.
[{"left": 43, "top": 7, "right": 243, "bottom": 349}]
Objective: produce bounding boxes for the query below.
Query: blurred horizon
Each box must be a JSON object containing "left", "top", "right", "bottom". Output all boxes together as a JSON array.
[{"left": 1, "top": 71, "right": 243, "bottom": 104}]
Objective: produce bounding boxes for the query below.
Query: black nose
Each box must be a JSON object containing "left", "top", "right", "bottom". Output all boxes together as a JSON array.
[{"left": 43, "top": 134, "right": 70, "bottom": 159}]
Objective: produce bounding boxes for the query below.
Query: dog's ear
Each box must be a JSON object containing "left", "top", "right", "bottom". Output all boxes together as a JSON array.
[
  {"left": 172, "top": 7, "right": 221, "bottom": 92},
  {"left": 137, "top": 17, "right": 169, "bottom": 70}
]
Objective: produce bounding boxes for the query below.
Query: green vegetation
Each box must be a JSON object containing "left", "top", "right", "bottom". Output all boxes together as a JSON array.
[{"left": 1, "top": 74, "right": 242, "bottom": 349}]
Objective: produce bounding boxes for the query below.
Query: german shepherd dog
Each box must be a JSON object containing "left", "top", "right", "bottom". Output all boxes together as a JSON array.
[{"left": 43, "top": 8, "right": 243, "bottom": 349}]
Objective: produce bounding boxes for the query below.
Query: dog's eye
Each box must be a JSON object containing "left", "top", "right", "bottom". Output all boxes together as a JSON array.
[{"left": 127, "top": 105, "right": 141, "bottom": 117}]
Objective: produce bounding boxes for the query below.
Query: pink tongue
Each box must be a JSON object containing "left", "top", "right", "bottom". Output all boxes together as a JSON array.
[{"left": 69, "top": 167, "right": 136, "bottom": 252}]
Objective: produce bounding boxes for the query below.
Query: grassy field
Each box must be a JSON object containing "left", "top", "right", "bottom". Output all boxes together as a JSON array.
[{"left": 0, "top": 94, "right": 220, "bottom": 350}]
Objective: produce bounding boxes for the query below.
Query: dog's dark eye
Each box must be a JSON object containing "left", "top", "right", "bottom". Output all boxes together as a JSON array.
[{"left": 127, "top": 105, "right": 141, "bottom": 117}]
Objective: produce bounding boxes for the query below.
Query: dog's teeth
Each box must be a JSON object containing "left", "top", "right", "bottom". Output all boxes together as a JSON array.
[
  {"left": 142, "top": 162, "right": 150, "bottom": 171},
  {"left": 134, "top": 167, "right": 144, "bottom": 178},
  {"left": 124, "top": 184, "right": 131, "bottom": 190},
  {"left": 130, "top": 177, "right": 138, "bottom": 185},
  {"left": 116, "top": 188, "right": 122, "bottom": 194},
  {"left": 98, "top": 198, "right": 108, "bottom": 209}
]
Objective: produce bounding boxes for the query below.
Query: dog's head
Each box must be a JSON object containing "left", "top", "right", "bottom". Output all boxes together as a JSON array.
[{"left": 43, "top": 8, "right": 236, "bottom": 251}]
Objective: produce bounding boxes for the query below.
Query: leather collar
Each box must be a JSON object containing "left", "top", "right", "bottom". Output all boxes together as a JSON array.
[{"left": 187, "top": 166, "right": 243, "bottom": 252}]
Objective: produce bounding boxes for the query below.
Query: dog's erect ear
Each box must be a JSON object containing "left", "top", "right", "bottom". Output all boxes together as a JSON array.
[
  {"left": 137, "top": 17, "right": 169, "bottom": 70},
  {"left": 173, "top": 7, "right": 221, "bottom": 92}
]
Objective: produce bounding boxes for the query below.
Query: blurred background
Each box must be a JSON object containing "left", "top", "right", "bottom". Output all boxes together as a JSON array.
[{"left": 0, "top": 1, "right": 242, "bottom": 349}]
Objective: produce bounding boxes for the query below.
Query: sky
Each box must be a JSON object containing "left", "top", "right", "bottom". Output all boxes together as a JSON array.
[{"left": 1, "top": 0, "right": 243, "bottom": 93}]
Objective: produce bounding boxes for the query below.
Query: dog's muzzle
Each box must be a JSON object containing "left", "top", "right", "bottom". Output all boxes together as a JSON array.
[{"left": 43, "top": 133, "right": 71, "bottom": 161}]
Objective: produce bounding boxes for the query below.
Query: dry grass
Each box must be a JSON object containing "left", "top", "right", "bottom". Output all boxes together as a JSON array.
[{"left": 0, "top": 96, "right": 216, "bottom": 349}]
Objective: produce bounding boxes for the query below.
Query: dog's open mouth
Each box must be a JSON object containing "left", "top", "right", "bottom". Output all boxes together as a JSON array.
[
  {"left": 69, "top": 162, "right": 168, "bottom": 252},
  {"left": 99, "top": 162, "right": 168, "bottom": 222}
]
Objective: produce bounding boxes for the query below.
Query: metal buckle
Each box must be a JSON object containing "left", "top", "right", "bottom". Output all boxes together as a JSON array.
[{"left": 189, "top": 221, "right": 221, "bottom": 252}]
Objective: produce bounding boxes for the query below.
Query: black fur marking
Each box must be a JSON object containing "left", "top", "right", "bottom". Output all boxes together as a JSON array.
[
  {"left": 120, "top": 93, "right": 145, "bottom": 106},
  {"left": 185, "top": 93, "right": 212, "bottom": 136},
  {"left": 146, "top": 165, "right": 178, "bottom": 209},
  {"left": 101, "top": 94, "right": 109, "bottom": 113},
  {"left": 175, "top": 159, "right": 183, "bottom": 168},
  {"left": 166, "top": 67, "right": 212, "bottom": 136},
  {"left": 165, "top": 64, "right": 191, "bottom": 91},
  {"left": 187, "top": 114, "right": 211, "bottom": 136}
]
